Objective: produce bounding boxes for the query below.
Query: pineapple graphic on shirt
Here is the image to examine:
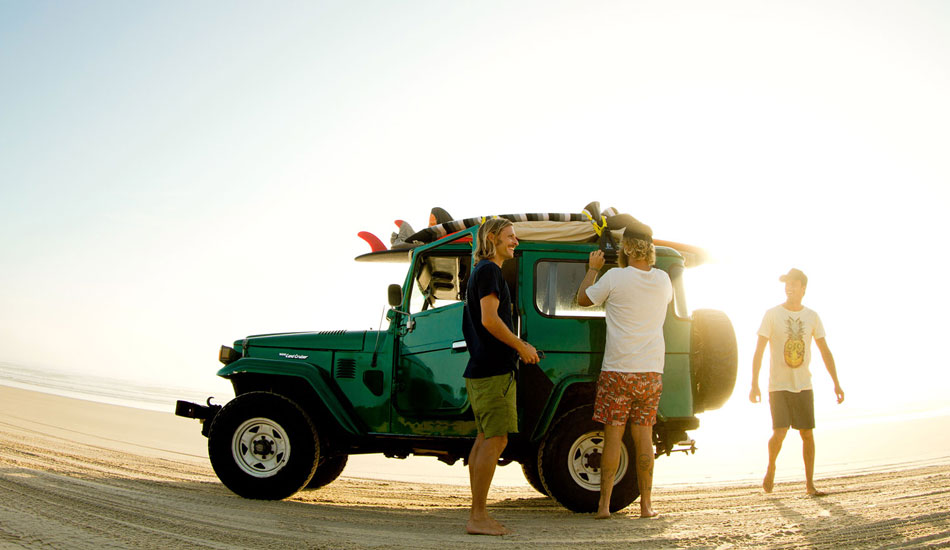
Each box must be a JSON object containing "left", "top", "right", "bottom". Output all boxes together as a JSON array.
[{"left": 783, "top": 316, "right": 805, "bottom": 368}]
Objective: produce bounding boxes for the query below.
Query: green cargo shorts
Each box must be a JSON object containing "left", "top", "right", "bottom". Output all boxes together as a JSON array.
[{"left": 465, "top": 372, "right": 518, "bottom": 439}]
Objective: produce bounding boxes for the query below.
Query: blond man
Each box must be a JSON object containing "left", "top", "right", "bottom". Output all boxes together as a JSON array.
[
  {"left": 462, "top": 218, "right": 539, "bottom": 535},
  {"left": 576, "top": 222, "right": 672, "bottom": 519}
]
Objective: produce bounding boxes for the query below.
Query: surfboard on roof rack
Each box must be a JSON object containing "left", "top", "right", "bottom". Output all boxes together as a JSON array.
[
  {"left": 401, "top": 212, "right": 585, "bottom": 244},
  {"left": 354, "top": 201, "right": 709, "bottom": 266},
  {"left": 391, "top": 201, "right": 616, "bottom": 246}
]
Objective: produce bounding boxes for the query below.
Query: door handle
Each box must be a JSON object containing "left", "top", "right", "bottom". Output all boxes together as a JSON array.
[{"left": 452, "top": 340, "right": 468, "bottom": 352}]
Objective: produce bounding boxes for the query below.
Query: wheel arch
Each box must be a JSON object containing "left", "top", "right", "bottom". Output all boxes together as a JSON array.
[
  {"left": 218, "top": 358, "right": 365, "bottom": 439},
  {"left": 528, "top": 375, "right": 597, "bottom": 443}
]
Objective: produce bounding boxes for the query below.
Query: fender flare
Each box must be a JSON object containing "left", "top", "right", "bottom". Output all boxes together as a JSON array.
[
  {"left": 217, "top": 358, "right": 364, "bottom": 436},
  {"left": 529, "top": 375, "right": 597, "bottom": 443}
]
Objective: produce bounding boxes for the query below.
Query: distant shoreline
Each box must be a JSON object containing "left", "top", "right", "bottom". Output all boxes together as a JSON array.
[{"left": 0, "top": 361, "right": 230, "bottom": 413}]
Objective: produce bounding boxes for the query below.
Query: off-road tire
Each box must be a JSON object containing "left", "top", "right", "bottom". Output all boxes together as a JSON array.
[
  {"left": 306, "top": 454, "right": 348, "bottom": 489},
  {"left": 690, "top": 309, "right": 738, "bottom": 412},
  {"left": 521, "top": 455, "right": 548, "bottom": 496},
  {"left": 208, "top": 391, "right": 319, "bottom": 500},
  {"left": 537, "top": 404, "right": 639, "bottom": 513}
]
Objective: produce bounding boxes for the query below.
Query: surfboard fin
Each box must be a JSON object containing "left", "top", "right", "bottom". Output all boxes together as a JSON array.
[
  {"left": 358, "top": 231, "right": 388, "bottom": 253},
  {"left": 429, "top": 207, "right": 453, "bottom": 227},
  {"left": 391, "top": 220, "right": 416, "bottom": 248}
]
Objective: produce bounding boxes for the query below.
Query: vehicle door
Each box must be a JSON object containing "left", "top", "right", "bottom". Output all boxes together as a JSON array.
[
  {"left": 521, "top": 248, "right": 693, "bottom": 426},
  {"left": 521, "top": 249, "right": 608, "bottom": 371},
  {"left": 515, "top": 249, "right": 607, "bottom": 435},
  {"left": 391, "top": 229, "right": 476, "bottom": 436}
]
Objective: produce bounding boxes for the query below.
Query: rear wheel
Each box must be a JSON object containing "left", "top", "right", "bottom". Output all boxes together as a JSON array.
[
  {"left": 208, "top": 391, "right": 319, "bottom": 500},
  {"left": 306, "top": 454, "right": 348, "bottom": 489},
  {"left": 521, "top": 454, "right": 548, "bottom": 496},
  {"left": 538, "top": 405, "right": 639, "bottom": 513}
]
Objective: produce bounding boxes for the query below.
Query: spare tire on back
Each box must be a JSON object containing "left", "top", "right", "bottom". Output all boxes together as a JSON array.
[{"left": 690, "top": 309, "right": 738, "bottom": 413}]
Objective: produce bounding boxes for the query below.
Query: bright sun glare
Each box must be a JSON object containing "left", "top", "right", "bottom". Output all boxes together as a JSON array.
[{"left": 0, "top": 2, "right": 948, "bottom": 421}]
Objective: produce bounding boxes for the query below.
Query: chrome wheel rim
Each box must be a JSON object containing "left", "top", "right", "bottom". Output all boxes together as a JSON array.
[
  {"left": 567, "top": 430, "right": 628, "bottom": 491},
  {"left": 232, "top": 417, "right": 290, "bottom": 478}
]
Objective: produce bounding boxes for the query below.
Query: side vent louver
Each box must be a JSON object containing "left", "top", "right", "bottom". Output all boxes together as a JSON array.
[{"left": 335, "top": 358, "right": 356, "bottom": 379}]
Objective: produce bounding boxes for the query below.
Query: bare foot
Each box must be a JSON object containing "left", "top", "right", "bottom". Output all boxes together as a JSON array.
[
  {"left": 806, "top": 486, "right": 828, "bottom": 497},
  {"left": 466, "top": 517, "right": 509, "bottom": 536},
  {"left": 640, "top": 507, "right": 659, "bottom": 519},
  {"left": 763, "top": 466, "right": 776, "bottom": 493},
  {"left": 594, "top": 509, "right": 611, "bottom": 520}
]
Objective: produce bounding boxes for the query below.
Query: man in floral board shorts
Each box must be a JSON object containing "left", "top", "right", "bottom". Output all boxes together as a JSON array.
[{"left": 576, "top": 220, "right": 672, "bottom": 519}]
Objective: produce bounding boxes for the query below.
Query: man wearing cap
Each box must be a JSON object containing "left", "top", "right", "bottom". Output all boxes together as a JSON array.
[
  {"left": 750, "top": 268, "right": 844, "bottom": 496},
  {"left": 576, "top": 221, "right": 672, "bottom": 519}
]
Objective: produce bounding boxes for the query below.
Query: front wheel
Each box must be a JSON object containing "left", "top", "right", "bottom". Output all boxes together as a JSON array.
[
  {"left": 208, "top": 391, "right": 319, "bottom": 500},
  {"left": 538, "top": 405, "right": 639, "bottom": 513}
]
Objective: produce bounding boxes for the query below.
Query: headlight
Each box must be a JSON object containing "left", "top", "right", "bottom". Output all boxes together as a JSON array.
[{"left": 219, "top": 345, "right": 242, "bottom": 365}]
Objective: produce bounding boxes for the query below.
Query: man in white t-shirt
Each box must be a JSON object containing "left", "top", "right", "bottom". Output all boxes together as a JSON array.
[
  {"left": 750, "top": 268, "right": 844, "bottom": 496},
  {"left": 576, "top": 221, "right": 672, "bottom": 519}
]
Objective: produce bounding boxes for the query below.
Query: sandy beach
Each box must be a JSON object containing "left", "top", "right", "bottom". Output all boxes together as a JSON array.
[{"left": 1, "top": 385, "right": 948, "bottom": 549}]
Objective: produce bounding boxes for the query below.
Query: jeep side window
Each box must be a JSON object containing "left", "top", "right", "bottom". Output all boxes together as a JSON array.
[
  {"left": 408, "top": 253, "right": 471, "bottom": 314},
  {"left": 535, "top": 260, "right": 606, "bottom": 318}
]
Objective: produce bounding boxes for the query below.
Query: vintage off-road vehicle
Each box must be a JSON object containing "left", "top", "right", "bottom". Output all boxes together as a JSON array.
[{"left": 177, "top": 210, "right": 737, "bottom": 513}]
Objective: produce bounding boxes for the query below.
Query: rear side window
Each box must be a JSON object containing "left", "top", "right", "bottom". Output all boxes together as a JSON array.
[
  {"left": 535, "top": 259, "right": 686, "bottom": 319},
  {"left": 535, "top": 261, "right": 606, "bottom": 318}
]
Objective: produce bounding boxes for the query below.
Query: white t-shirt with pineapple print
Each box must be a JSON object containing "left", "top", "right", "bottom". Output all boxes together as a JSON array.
[{"left": 757, "top": 305, "right": 826, "bottom": 393}]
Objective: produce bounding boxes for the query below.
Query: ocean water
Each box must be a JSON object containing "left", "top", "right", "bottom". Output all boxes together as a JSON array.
[{"left": 0, "top": 361, "right": 225, "bottom": 413}]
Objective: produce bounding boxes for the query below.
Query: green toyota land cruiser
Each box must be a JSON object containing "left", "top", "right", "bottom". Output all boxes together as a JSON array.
[{"left": 176, "top": 207, "right": 737, "bottom": 513}]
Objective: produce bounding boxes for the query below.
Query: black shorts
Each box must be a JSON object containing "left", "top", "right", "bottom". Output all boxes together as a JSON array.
[{"left": 769, "top": 390, "right": 815, "bottom": 430}]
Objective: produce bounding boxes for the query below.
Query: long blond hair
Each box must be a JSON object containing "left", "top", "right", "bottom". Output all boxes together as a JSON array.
[{"left": 474, "top": 218, "right": 513, "bottom": 262}]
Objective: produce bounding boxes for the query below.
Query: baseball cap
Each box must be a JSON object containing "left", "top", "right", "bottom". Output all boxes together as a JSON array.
[
  {"left": 779, "top": 268, "right": 808, "bottom": 286},
  {"left": 604, "top": 213, "right": 654, "bottom": 243},
  {"left": 622, "top": 220, "right": 653, "bottom": 243}
]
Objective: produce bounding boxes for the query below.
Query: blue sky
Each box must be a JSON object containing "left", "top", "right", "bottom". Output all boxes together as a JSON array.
[{"left": 1, "top": 1, "right": 949, "bottom": 413}]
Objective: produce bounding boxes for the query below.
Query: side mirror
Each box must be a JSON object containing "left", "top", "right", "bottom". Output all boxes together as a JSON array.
[{"left": 388, "top": 284, "right": 403, "bottom": 307}]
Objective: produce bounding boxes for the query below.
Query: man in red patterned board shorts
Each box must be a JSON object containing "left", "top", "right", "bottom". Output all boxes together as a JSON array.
[{"left": 576, "top": 220, "right": 672, "bottom": 519}]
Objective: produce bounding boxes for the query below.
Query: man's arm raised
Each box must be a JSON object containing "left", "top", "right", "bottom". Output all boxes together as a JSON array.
[{"left": 576, "top": 250, "right": 605, "bottom": 307}]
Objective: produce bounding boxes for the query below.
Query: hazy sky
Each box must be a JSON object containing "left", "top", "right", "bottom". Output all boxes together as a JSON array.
[{"left": 2, "top": 1, "right": 948, "bottom": 416}]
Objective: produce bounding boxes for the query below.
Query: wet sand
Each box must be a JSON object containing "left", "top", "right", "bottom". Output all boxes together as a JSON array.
[{"left": 1, "top": 385, "right": 948, "bottom": 549}]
